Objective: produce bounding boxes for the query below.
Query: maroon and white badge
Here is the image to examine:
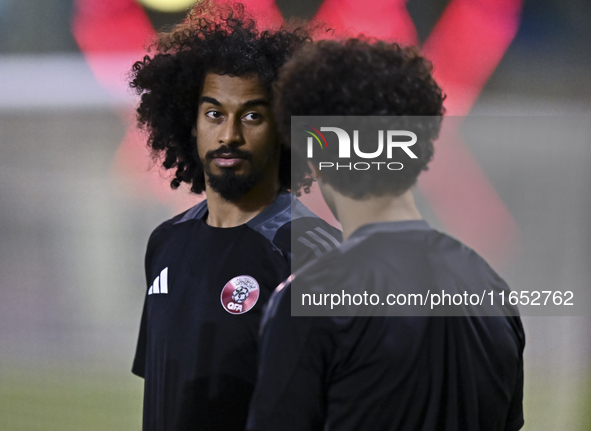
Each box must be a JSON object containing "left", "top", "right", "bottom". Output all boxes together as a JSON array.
[{"left": 220, "top": 275, "right": 260, "bottom": 314}]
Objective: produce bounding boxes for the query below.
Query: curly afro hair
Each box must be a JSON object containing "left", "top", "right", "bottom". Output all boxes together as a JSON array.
[
  {"left": 274, "top": 39, "right": 446, "bottom": 199},
  {"left": 129, "top": 1, "right": 311, "bottom": 194}
]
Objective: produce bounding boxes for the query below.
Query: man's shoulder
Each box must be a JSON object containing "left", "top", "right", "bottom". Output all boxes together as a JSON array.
[
  {"left": 420, "top": 229, "right": 509, "bottom": 286},
  {"left": 147, "top": 200, "right": 207, "bottom": 248},
  {"left": 246, "top": 191, "right": 342, "bottom": 260},
  {"left": 275, "top": 216, "right": 341, "bottom": 256},
  {"left": 290, "top": 224, "right": 515, "bottom": 301},
  {"left": 346, "top": 225, "right": 501, "bottom": 276}
]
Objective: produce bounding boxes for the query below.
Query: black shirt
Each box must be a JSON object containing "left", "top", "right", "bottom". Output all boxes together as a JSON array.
[
  {"left": 132, "top": 191, "right": 341, "bottom": 431},
  {"left": 247, "top": 220, "right": 525, "bottom": 431}
]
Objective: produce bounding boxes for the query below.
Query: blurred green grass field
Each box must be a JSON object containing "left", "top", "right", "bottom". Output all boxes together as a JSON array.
[
  {"left": 522, "top": 369, "right": 591, "bottom": 431},
  {"left": 1, "top": 364, "right": 589, "bottom": 430},
  {"left": 0, "top": 365, "right": 143, "bottom": 431}
]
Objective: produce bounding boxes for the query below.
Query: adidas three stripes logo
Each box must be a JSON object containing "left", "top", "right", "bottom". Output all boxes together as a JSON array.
[
  {"left": 148, "top": 267, "right": 168, "bottom": 295},
  {"left": 297, "top": 227, "right": 340, "bottom": 258}
]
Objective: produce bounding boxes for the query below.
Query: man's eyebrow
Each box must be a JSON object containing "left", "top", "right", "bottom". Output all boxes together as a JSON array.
[
  {"left": 199, "top": 96, "right": 220, "bottom": 106},
  {"left": 243, "top": 98, "right": 269, "bottom": 107},
  {"left": 199, "top": 97, "right": 269, "bottom": 107}
]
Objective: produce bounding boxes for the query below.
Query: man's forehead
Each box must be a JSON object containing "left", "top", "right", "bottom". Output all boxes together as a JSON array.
[{"left": 200, "top": 73, "right": 269, "bottom": 104}]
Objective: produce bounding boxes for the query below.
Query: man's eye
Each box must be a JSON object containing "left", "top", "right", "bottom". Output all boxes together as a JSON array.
[
  {"left": 243, "top": 112, "right": 261, "bottom": 121},
  {"left": 206, "top": 111, "right": 222, "bottom": 119}
]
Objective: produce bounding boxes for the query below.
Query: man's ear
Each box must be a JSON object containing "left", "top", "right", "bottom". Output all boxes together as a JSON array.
[{"left": 307, "top": 160, "right": 323, "bottom": 181}]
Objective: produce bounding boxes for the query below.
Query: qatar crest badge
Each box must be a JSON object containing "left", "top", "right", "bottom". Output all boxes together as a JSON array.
[{"left": 220, "top": 275, "right": 260, "bottom": 315}]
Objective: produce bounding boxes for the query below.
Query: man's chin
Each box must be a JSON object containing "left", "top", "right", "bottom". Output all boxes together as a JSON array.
[{"left": 206, "top": 170, "right": 264, "bottom": 202}]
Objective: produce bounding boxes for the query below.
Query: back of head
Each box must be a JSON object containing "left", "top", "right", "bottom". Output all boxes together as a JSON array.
[{"left": 274, "top": 39, "right": 446, "bottom": 198}]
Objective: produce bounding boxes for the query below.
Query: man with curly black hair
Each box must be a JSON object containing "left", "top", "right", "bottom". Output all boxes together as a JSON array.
[
  {"left": 128, "top": 4, "right": 340, "bottom": 430},
  {"left": 247, "top": 40, "right": 524, "bottom": 431}
]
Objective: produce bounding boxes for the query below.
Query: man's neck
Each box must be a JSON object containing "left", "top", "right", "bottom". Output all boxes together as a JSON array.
[
  {"left": 204, "top": 179, "right": 281, "bottom": 228},
  {"left": 332, "top": 189, "right": 422, "bottom": 240}
]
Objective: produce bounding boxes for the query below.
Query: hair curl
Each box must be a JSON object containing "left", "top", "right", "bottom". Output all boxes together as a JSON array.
[
  {"left": 274, "top": 39, "right": 446, "bottom": 198},
  {"left": 129, "top": 2, "right": 312, "bottom": 194}
]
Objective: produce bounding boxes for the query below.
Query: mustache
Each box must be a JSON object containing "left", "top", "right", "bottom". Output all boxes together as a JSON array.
[{"left": 205, "top": 145, "right": 253, "bottom": 162}]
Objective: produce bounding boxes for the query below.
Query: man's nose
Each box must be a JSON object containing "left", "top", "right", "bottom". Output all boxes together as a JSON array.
[{"left": 219, "top": 116, "right": 244, "bottom": 146}]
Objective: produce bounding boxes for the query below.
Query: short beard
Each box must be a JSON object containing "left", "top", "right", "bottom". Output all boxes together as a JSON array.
[
  {"left": 206, "top": 168, "right": 266, "bottom": 202},
  {"left": 202, "top": 144, "right": 278, "bottom": 202}
]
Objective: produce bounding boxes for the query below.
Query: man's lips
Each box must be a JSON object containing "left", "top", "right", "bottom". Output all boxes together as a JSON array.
[{"left": 213, "top": 156, "right": 245, "bottom": 168}]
